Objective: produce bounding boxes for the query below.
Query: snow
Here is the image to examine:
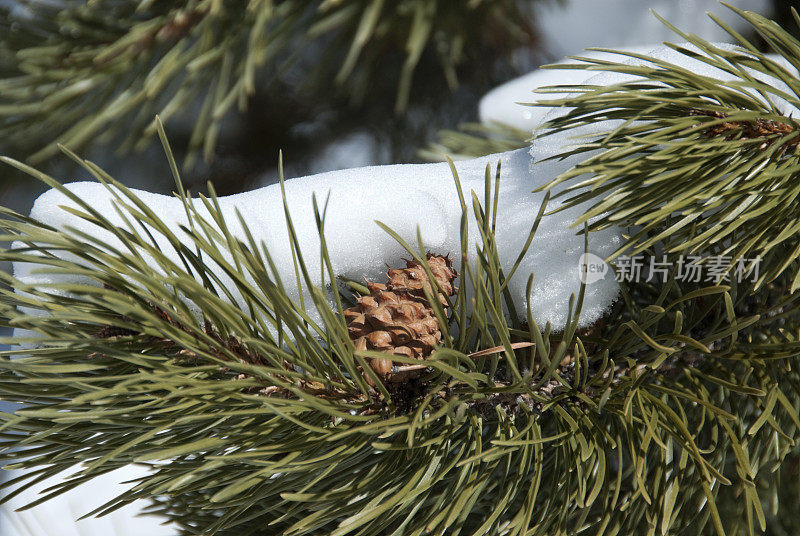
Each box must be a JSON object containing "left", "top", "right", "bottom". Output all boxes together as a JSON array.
[
  {"left": 483, "top": 0, "right": 776, "bottom": 132},
  {"left": 479, "top": 45, "right": 659, "bottom": 131},
  {"left": 0, "top": 466, "right": 176, "bottom": 536},
  {"left": 16, "top": 40, "right": 800, "bottom": 346},
  {"left": 14, "top": 149, "right": 623, "bottom": 341},
  {"left": 482, "top": 42, "right": 800, "bottom": 134},
  {"left": 529, "top": 43, "right": 800, "bottom": 173}
]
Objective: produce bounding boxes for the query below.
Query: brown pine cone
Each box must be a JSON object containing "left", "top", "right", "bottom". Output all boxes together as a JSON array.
[{"left": 345, "top": 254, "right": 458, "bottom": 384}]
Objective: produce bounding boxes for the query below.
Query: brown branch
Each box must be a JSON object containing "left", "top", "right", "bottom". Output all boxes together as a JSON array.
[
  {"left": 93, "top": 7, "right": 206, "bottom": 67},
  {"left": 689, "top": 109, "right": 800, "bottom": 153}
]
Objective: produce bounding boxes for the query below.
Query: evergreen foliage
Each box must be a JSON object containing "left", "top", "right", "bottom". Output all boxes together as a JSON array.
[
  {"left": 0, "top": 0, "right": 536, "bottom": 167},
  {"left": 535, "top": 7, "right": 800, "bottom": 291},
  {"left": 1, "top": 6, "right": 800, "bottom": 536}
]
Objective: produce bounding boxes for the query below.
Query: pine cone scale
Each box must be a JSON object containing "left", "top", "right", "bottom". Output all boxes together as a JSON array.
[{"left": 344, "top": 254, "right": 458, "bottom": 384}]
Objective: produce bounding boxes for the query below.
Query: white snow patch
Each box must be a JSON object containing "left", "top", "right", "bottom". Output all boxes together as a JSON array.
[
  {"left": 479, "top": 45, "right": 659, "bottom": 131},
  {"left": 529, "top": 43, "right": 800, "bottom": 173},
  {"left": 0, "top": 466, "right": 177, "bottom": 536},
  {"left": 14, "top": 149, "right": 622, "bottom": 343},
  {"left": 482, "top": 42, "right": 800, "bottom": 133}
]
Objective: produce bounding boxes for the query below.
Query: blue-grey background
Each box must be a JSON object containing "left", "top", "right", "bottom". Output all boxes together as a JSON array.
[{"left": 0, "top": 327, "right": 12, "bottom": 413}]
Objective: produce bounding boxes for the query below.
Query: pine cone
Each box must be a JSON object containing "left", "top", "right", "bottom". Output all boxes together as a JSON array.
[{"left": 345, "top": 254, "right": 458, "bottom": 383}]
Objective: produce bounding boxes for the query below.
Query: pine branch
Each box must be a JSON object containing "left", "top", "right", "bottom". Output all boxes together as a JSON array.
[
  {"left": 533, "top": 6, "right": 800, "bottom": 292},
  {"left": 0, "top": 0, "right": 536, "bottom": 168},
  {"left": 689, "top": 108, "right": 798, "bottom": 150},
  {"left": 0, "top": 127, "right": 799, "bottom": 534}
]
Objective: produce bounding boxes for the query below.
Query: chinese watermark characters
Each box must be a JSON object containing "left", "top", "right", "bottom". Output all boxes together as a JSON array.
[{"left": 614, "top": 255, "right": 762, "bottom": 284}]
